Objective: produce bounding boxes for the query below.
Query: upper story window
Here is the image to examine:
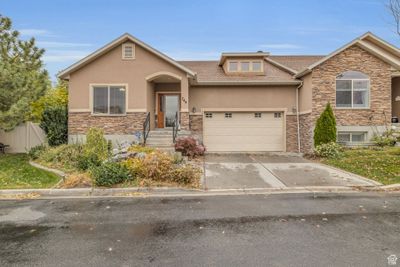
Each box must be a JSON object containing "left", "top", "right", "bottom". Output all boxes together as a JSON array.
[
  {"left": 228, "top": 61, "right": 238, "bottom": 72},
  {"left": 122, "top": 43, "right": 135, "bottom": 59},
  {"left": 241, "top": 62, "right": 250, "bottom": 72},
  {"left": 252, "top": 61, "right": 262, "bottom": 72},
  {"left": 93, "top": 85, "right": 126, "bottom": 115},
  {"left": 336, "top": 71, "right": 369, "bottom": 108},
  {"left": 227, "top": 60, "right": 263, "bottom": 73}
]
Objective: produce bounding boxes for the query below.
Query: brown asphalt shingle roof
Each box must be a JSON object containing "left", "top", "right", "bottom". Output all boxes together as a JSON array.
[
  {"left": 178, "top": 55, "right": 325, "bottom": 82},
  {"left": 268, "top": 55, "right": 325, "bottom": 72},
  {"left": 178, "top": 60, "right": 296, "bottom": 82}
]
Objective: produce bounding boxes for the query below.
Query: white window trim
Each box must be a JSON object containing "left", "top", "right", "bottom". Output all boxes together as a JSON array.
[
  {"left": 335, "top": 78, "right": 370, "bottom": 109},
  {"left": 122, "top": 43, "right": 135, "bottom": 60},
  {"left": 227, "top": 60, "right": 264, "bottom": 73},
  {"left": 89, "top": 83, "right": 129, "bottom": 116}
]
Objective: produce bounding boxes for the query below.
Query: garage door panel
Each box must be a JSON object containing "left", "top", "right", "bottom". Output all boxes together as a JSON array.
[
  {"left": 204, "top": 127, "right": 282, "bottom": 136},
  {"left": 203, "top": 111, "right": 285, "bottom": 152}
]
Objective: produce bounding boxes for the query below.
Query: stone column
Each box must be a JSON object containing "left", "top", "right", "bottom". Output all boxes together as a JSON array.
[{"left": 180, "top": 78, "right": 190, "bottom": 130}]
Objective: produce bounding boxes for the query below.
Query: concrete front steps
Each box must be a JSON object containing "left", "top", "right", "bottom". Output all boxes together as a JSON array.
[{"left": 145, "top": 129, "right": 191, "bottom": 152}]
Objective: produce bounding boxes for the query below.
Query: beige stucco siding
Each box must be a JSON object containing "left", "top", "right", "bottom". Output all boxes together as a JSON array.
[
  {"left": 68, "top": 42, "right": 188, "bottom": 111},
  {"left": 189, "top": 86, "right": 297, "bottom": 111},
  {"left": 299, "top": 73, "right": 312, "bottom": 112}
]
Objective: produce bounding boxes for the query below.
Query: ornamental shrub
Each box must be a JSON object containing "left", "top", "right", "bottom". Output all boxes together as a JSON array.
[
  {"left": 314, "top": 142, "right": 342, "bottom": 158},
  {"left": 175, "top": 136, "right": 205, "bottom": 158},
  {"left": 91, "top": 161, "right": 131, "bottom": 186},
  {"left": 83, "top": 128, "right": 109, "bottom": 161},
  {"left": 40, "top": 106, "right": 68, "bottom": 146},
  {"left": 314, "top": 103, "right": 337, "bottom": 147}
]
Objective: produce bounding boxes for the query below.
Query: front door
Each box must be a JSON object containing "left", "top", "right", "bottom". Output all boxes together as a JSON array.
[{"left": 157, "top": 94, "right": 180, "bottom": 128}]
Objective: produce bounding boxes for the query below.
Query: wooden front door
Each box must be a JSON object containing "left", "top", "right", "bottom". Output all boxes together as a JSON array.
[{"left": 157, "top": 94, "right": 180, "bottom": 128}]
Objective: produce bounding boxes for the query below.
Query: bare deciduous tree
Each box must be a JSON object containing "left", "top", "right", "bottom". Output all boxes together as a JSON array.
[{"left": 389, "top": 0, "right": 400, "bottom": 35}]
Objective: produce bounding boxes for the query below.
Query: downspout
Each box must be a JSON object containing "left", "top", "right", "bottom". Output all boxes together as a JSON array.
[{"left": 296, "top": 81, "right": 303, "bottom": 153}]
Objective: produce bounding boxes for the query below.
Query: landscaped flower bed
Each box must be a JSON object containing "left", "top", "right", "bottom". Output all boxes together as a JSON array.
[{"left": 29, "top": 128, "right": 202, "bottom": 188}]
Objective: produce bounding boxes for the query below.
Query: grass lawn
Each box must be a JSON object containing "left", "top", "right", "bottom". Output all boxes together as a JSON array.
[
  {"left": 0, "top": 154, "right": 61, "bottom": 189},
  {"left": 322, "top": 147, "right": 400, "bottom": 185}
]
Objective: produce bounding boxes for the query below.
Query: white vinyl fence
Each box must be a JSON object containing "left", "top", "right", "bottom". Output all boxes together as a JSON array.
[{"left": 0, "top": 122, "right": 46, "bottom": 153}]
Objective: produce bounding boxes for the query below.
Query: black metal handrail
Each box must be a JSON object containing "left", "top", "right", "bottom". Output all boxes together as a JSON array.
[
  {"left": 143, "top": 112, "right": 150, "bottom": 145},
  {"left": 172, "top": 111, "right": 179, "bottom": 143}
]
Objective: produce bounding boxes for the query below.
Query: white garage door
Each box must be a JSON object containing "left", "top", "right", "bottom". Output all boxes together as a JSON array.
[{"left": 203, "top": 112, "right": 285, "bottom": 152}]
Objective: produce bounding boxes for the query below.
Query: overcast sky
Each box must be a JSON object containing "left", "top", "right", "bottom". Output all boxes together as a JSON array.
[{"left": 1, "top": 0, "right": 398, "bottom": 80}]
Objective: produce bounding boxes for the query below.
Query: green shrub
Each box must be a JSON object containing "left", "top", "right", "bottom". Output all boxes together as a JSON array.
[
  {"left": 83, "top": 128, "right": 109, "bottom": 162},
  {"left": 372, "top": 134, "right": 396, "bottom": 147},
  {"left": 28, "top": 144, "right": 47, "bottom": 160},
  {"left": 90, "top": 161, "right": 131, "bottom": 187},
  {"left": 314, "top": 103, "right": 337, "bottom": 147},
  {"left": 40, "top": 106, "right": 68, "bottom": 146},
  {"left": 76, "top": 154, "right": 102, "bottom": 171},
  {"left": 314, "top": 142, "right": 342, "bottom": 158}
]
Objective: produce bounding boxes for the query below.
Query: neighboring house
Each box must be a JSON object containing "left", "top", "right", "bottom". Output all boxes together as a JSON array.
[{"left": 58, "top": 32, "right": 400, "bottom": 153}]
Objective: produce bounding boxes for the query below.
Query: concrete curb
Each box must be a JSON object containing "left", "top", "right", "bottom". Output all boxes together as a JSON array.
[{"left": 0, "top": 184, "right": 398, "bottom": 199}]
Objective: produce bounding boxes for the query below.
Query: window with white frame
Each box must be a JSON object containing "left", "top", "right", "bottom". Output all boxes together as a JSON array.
[
  {"left": 122, "top": 43, "right": 135, "bottom": 59},
  {"left": 337, "top": 132, "right": 366, "bottom": 143},
  {"left": 205, "top": 112, "right": 213, "bottom": 118},
  {"left": 93, "top": 85, "right": 126, "bottom": 115},
  {"left": 336, "top": 71, "right": 369, "bottom": 108},
  {"left": 225, "top": 113, "right": 232, "bottom": 118},
  {"left": 254, "top": 112, "right": 262, "bottom": 118}
]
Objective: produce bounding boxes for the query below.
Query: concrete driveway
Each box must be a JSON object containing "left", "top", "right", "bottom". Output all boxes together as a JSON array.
[{"left": 204, "top": 153, "right": 379, "bottom": 190}]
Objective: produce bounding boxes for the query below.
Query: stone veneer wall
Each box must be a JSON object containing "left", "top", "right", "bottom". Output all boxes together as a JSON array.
[
  {"left": 286, "top": 115, "right": 299, "bottom": 153},
  {"left": 311, "top": 45, "right": 392, "bottom": 126},
  {"left": 180, "top": 112, "right": 190, "bottom": 130},
  {"left": 302, "top": 45, "right": 393, "bottom": 151},
  {"left": 68, "top": 112, "right": 147, "bottom": 135},
  {"left": 189, "top": 114, "right": 203, "bottom": 133},
  {"left": 299, "top": 113, "right": 313, "bottom": 153}
]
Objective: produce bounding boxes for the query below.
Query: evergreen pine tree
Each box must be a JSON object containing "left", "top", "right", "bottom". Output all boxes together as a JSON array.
[
  {"left": 0, "top": 14, "right": 49, "bottom": 130},
  {"left": 314, "top": 103, "right": 337, "bottom": 146}
]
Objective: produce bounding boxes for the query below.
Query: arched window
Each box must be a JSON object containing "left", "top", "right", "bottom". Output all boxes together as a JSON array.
[{"left": 336, "top": 71, "right": 369, "bottom": 108}]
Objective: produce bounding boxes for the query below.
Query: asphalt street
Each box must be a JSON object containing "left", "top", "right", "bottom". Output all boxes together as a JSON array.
[{"left": 1, "top": 193, "right": 400, "bottom": 266}]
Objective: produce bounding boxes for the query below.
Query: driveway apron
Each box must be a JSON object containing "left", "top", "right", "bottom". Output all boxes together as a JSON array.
[{"left": 204, "top": 153, "right": 377, "bottom": 190}]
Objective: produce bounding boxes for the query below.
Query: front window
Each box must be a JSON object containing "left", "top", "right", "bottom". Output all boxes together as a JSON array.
[
  {"left": 336, "top": 71, "right": 369, "bottom": 108},
  {"left": 93, "top": 85, "right": 126, "bottom": 115}
]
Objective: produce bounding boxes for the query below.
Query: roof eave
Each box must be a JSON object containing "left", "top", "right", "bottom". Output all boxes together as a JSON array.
[
  {"left": 57, "top": 33, "right": 196, "bottom": 79},
  {"left": 191, "top": 80, "right": 301, "bottom": 86}
]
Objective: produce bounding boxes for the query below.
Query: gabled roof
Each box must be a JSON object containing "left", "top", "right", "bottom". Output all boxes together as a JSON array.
[
  {"left": 178, "top": 60, "right": 300, "bottom": 85},
  {"left": 58, "top": 33, "right": 196, "bottom": 79},
  {"left": 218, "top": 52, "right": 269, "bottom": 65},
  {"left": 295, "top": 32, "right": 400, "bottom": 78},
  {"left": 268, "top": 55, "right": 325, "bottom": 72}
]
